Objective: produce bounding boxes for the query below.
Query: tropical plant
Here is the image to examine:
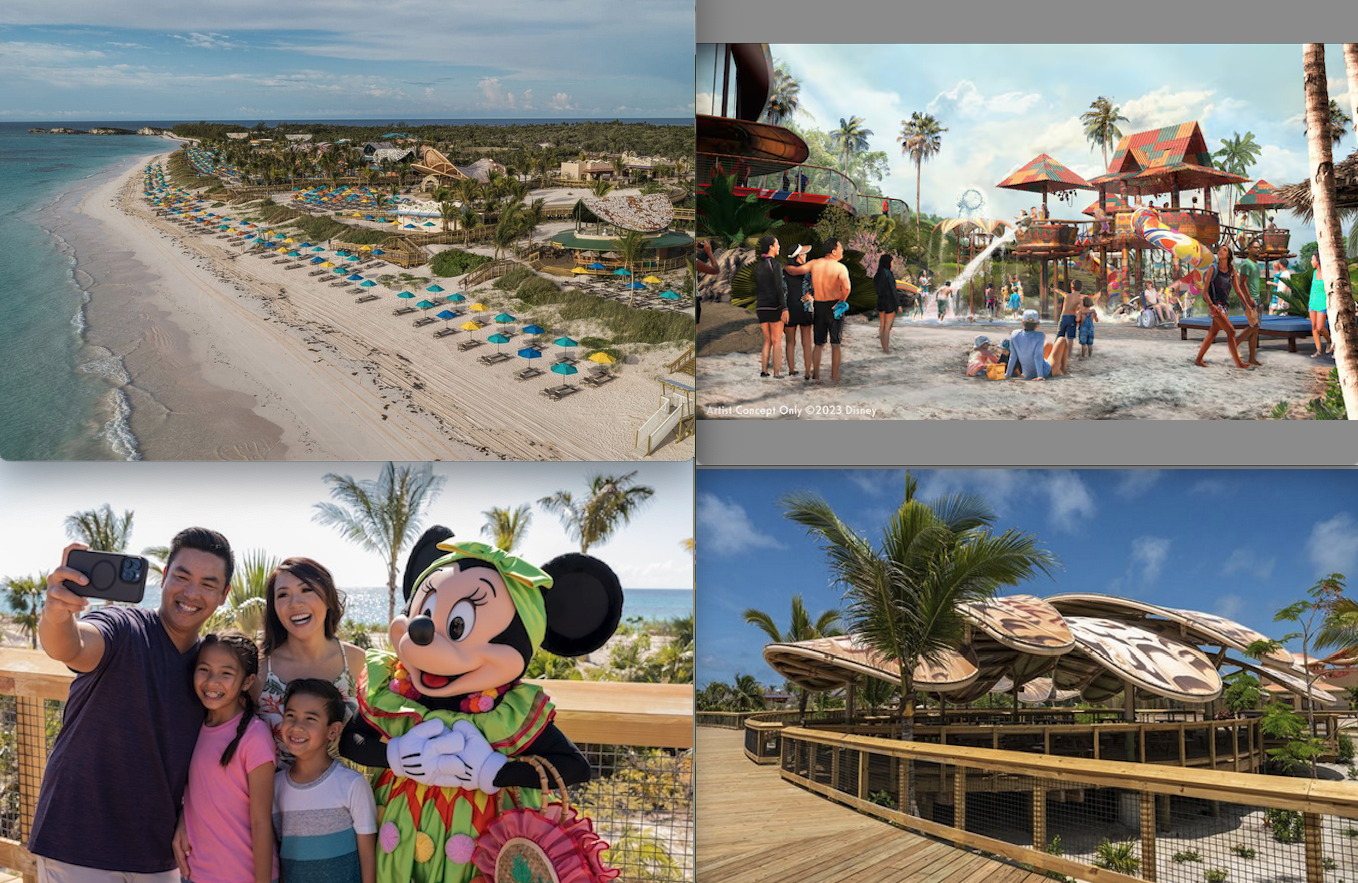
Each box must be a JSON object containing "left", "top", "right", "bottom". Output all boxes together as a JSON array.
[
  {"left": 313, "top": 462, "right": 447, "bottom": 622},
  {"left": 1204, "top": 869, "right": 1229, "bottom": 883},
  {"left": 203, "top": 550, "right": 280, "bottom": 638},
  {"left": 1212, "top": 131, "right": 1262, "bottom": 219},
  {"left": 1221, "top": 672, "right": 1262, "bottom": 714},
  {"left": 610, "top": 229, "right": 648, "bottom": 306},
  {"left": 458, "top": 205, "right": 480, "bottom": 247},
  {"left": 1172, "top": 849, "right": 1203, "bottom": 863},
  {"left": 696, "top": 169, "right": 784, "bottom": 249},
  {"left": 1304, "top": 44, "right": 1358, "bottom": 420},
  {"left": 1080, "top": 96, "right": 1129, "bottom": 171},
  {"left": 537, "top": 471, "right": 655, "bottom": 554},
  {"left": 1264, "top": 807, "right": 1305, "bottom": 843},
  {"left": 764, "top": 63, "right": 802, "bottom": 126},
  {"left": 898, "top": 112, "right": 948, "bottom": 240},
  {"left": 590, "top": 178, "right": 615, "bottom": 198},
  {"left": 3, "top": 574, "right": 46, "bottom": 648},
  {"left": 491, "top": 199, "right": 527, "bottom": 260},
  {"left": 742, "top": 595, "right": 842, "bottom": 720},
  {"left": 480, "top": 504, "right": 532, "bottom": 553},
  {"left": 525, "top": 646, "right": 583, "bottom": 680},
  {"left": 830, "top": 116, "right": 873, "bottom": 199},
  {"left": 1230, "top": 844, "right": 1256, "bottom": 859},
  {"left": 781, "top": 472, "right": 1057, "bottom": 814},
  {"left": 1092, "top": 841, "right": 1140, "bottom": 874},
  {"left": 64, "top": 504, "right": 134, "bottom": 552},
  {"left": 1270, "top": 573, "right": 1348, "bottom": 751},
  {"left": 439, "top": 200, "right": 456, "bottom": 234}
]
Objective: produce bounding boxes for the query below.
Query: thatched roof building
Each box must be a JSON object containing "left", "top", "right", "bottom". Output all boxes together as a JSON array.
[{"left": 1279, "top": 149, "right": 1358, "bottom": 221}]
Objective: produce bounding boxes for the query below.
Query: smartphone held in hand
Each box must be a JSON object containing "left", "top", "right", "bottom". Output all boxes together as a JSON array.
[{"left": 63, "top": 550, "right": 148, "bottom": 604}]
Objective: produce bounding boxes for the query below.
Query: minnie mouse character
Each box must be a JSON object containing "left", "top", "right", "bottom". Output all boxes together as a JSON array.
[{"left": 340, "top": 526, "right": 622, "bottom": 883}]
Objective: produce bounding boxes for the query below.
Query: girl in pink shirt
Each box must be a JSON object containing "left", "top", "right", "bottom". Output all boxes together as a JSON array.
[{"left": 178, "top": 632, "right": 278, "bottom": 883}]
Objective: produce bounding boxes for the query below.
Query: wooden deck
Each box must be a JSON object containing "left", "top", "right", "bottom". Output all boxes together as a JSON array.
[{"left": 697, "top": 728, "right": 1049, "bottom": 883}]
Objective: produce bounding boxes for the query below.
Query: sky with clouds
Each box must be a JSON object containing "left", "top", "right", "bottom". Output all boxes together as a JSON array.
[
  {"left": 697, "top": 469, "right": 1358, "bottom": 688},
  {"left": 0, "top": 461, "right": 694, "bottom": 591},
  {"left": 0, "top": 0, "right": 693, "bottom": 120},
  {"left": 701, "top": 44, "right": 1358, "bottom": 249}
]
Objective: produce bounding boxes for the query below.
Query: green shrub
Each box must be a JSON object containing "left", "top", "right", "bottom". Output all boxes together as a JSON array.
[
  {"left": 430, "top": 248, "right": 492, "bottom": 277},
  {"left": 493, "top": 266, "right": 534, "bottom": 290},
  {"left": 1322, "top": 857, "right": 1337, "bottom": 870},
  {"left": 1264, "top": 807, "right": 1304, "bottom": 843},
  {"left": 1230, "top": 844, "right": 1256, "bottom": 859},
  {"left": 1343, "top": 826, "right": 1358, "bottom": 838},
  {"left": 1204, "top": 869, "right": 1228, "bottom": 883},
  {"left": 1338, "top": 733, "right": 1355, "bottom": 763},
  {"left": 868, "top": 790, "right": 895, "bottom": 808},
  {"left": 510, "top": 285, "right": 693, "bottom": 346},
  {"left": 1173, "top": 850, "right": 1203, "bottom": 863},
  {"left": 1092, "top": 841, "right": 1140, "bottom": 874},
  {"left": 517, "top": 276, "right": 562, "bottom": 300}
]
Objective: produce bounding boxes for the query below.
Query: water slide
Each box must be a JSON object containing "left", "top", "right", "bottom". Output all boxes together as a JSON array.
[
  {"left": 1075, "top": 248, "right": 1127, "bottom": 300},
  {"left": 1131, "top": 206, "right": 1216, "bottom": 296}
]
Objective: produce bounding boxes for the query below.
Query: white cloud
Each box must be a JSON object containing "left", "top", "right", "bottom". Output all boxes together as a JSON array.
[
  {"left": 1222, "top": 549, "right": 1276, "bottom": 581},
  {"left": 697, "top": 493, "right": 786, "bottom": 557},
  {"left": 927, "top": 80, "right": 1041, "bottom": 119},
  {"left": 844, "top": 469, "right": 899, "bottom": 497},
  {"left": 1121, "top": 87, "right": 1217, "bottom": 131},
  {"left": 1045, "top": 471, "right": 1096, "bottom": 533},
  {"left": 170, "top": 32, "right": 241, "bottom": 51},
  {"left": 520, "top": 89, "right": 533, "bottom": 110},
  {"left": 106, "top": 41, "right": 148, "bottom": 50},
  {"left": 1129, "top": 535, "right": 1170, "bottom": 586},
  {"left": 1307, "top": 512, "right": 1358, "bottom": 576},
  {"left": 549, "top": 91, "right": 574, "bottom": 111},
  {"left": 1215, "top": 593, "right": 1244, "bottom": 621},
  {"left": 915, "top": 470, "right": 1023, "bottom": 513},
  {"left": 1114, "top": 470, "right": 1163, "bottom": 499},
  {"left": 1189, "top": 478, "right": 1231, "bottom": 496},
  {"left": 695, "top": 92, "right": 715, "bottom": 115},
  {"left": 0, "top": 41, "right": 106, "bottom": 64}
]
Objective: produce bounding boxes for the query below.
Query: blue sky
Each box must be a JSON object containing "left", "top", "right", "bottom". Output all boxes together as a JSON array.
[
  {"left": 697, "top": 469, "right": 1358, "bottom": 688},
  {"left": 0, "top": 461, "right": 694, "bottom": 591},
  {"left": 0, "top": 1, "right": 693, "bottom": 120},
  {"left": 700, "top": 44, "right": 1358, "bottom": 251}
]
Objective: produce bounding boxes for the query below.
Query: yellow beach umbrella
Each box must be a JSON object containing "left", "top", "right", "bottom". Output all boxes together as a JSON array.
[
  {"left": 571, "top": 267, "right": 590, "bottom": 274},
  {"left": 460, "top": 321, "right": 483, "bottom": 331},
  {"left": 264, "top": 230, "right": 276, "bottom": 236},
  {"left": 642, "top": 276, "right": 663, "bottom": 284},
  {"left": 359, "top": 245, "right": 373, "bottom": 251},
  {"left": 283, "top": 238, "right": 296, "bottom": 244},
  {"left": 320, "top": 261, "right": 335, "bottom": 268},
  {"left": 469, "top": 303, "right": 487, "bottom": 312},
  {"left": 275, "top": 247, "right": 289, "bottom": 254},
  {"left": 588, "top": 352, "right": 616, "bottom": 364}
]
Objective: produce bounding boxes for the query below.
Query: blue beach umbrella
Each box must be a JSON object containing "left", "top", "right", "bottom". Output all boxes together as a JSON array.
[
  {"left": 613, "top": 268, "right": 631, "bottom": 276},
  {"left": 522, "top": 324, "right": 545, "bottom": 335},
  {"left": 332, "top": 268, "right": 348, "bottom": 275},
  {"left": 427, "top": 284, "right": 445, "bottom": 293},
  {"left": 445, "top": 293, "right": 466, "bottom": 303},
  {"left": 550, "top": 362, "right": 579, "bottom": 386},
  {"left": 494, "top": 312, "right": 516, "bottom": 324},
  {"left": 347, "top": 274, "right": 364, "bottom": 281},
  {"left": 626, "top": 281, "right": 646, "bottom": 290},
  {"left": 435, "top": 309, "right": 457, "bottom": 328},
  {"left": 372, "top": 248, "right": 385, "bottom": 255},
  {"left": 359, "top": 280, "right": 376, "bottom": 288},
  {"left": 398, "top": 291, "right": 416, "bottom": 299},
  {"left": 588, "top": 262, "right": 607, "bottom": 270},
  {"left": 517, "top": 347, "right": 542, "bottom": 359},
  {"left": 416, "top": 299, "right": 437, "bottom": 310},
  {"left": 487, "top": 333, "right": 511, "bottom": 351},
  {"left": 658, "top": 290, "right": 681, "bottom": 300},
  {"left": 346, "top": 255, "right": 360, "bottom": 262},
  {"left": 310, "top": 257, "right": 325, "bottom": 264}
]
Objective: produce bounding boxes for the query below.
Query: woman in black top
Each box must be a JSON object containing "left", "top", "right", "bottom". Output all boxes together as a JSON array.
[
  {"left": 873, "top": 253, "right": 897, "bottom": 353},
  {"left": 753, "top": 234, "right": 788, "bottom": 377},
  {"left": 1195, "top": 244, "right": 1258, "bottom": 369},
  {"left": 783, "top": 245, "right": 814, "bottom": 378}
]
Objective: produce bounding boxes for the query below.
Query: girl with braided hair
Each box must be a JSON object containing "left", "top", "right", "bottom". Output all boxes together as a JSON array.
[{"left": 178, "top": 631, "right": 277, "bottom": 883}]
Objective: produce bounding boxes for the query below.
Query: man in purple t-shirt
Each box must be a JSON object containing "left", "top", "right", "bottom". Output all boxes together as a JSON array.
[{"left": 29, "top": 528, "right": 235, "bottom": 883}]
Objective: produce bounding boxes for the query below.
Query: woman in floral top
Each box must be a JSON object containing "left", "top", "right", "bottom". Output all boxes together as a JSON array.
[{"left": 251, "top": 557, "right": 366, "bottom": 764}]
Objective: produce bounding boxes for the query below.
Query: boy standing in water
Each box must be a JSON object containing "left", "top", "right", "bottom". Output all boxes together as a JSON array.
[{"left": 1049, "top": 279, "right": 1085, "bottom": 376}]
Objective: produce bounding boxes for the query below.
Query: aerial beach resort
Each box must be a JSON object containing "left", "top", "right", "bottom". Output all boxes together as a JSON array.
[
  {"left": 26, "top": 119, "right": 696, "bottom": 461},
  {"left": 696, "top": 43, "right": 1358, "bottom": 420}
]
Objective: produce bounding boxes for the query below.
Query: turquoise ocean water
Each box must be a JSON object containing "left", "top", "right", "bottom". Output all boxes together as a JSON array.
[
  {"left": 0, "top": 118, "right": 688, "bottom": 461},
  {"left": 9, "top": 585, "right": 693, "bottom": 627}
]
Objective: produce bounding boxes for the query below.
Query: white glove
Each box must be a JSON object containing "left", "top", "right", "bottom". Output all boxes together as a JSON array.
[
  {"left": 387, "top": 719, "right": 459, "bottom": 780},
  {"left": 450, "top": 719, "right": 509, "bottom": 794}
]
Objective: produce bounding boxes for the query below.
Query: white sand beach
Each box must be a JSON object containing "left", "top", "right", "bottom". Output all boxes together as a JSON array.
[
  {"left": 76, "top": 152, "right": 694, "bottom": 460},
  {"left": 698, "top": 304, "right": 1335, "bottom": 420}
]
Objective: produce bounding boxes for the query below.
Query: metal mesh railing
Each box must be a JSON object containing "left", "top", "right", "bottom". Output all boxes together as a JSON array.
[
  {"left": 778, "top": 726, "right": 1358, "bottom": 883},
  {"left": 573, "top": 743, "right": 693, "bottom": 883}
]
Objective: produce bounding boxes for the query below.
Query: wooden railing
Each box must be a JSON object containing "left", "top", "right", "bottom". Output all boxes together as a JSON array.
[
  {"left": 463, "top": 258, "right": 520, "bottom": 287},
  {"left": 778, "top": 725, "right": 1358, "bottom": 883},
  {"left": 0, "top": 649, "right": 692, "bottom": 883},
  {"left": 666, "top": 345, "right": 695, "bottom": 375}
]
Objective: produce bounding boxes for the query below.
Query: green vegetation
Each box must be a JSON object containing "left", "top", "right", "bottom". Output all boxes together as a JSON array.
[
  {"left": 741, "top": 596, "right": 841, "bottom": 720},
  {"left": 510, "top": 279, "right": 693, "bottom": 346},
  {"left": 1222, "top": 673, "right": 1262, "bottom": 714},
  {"left": 868, "top": 790, "right": 896, "bottom": 808},
  {"left": 1229, "top": 844, "right": 1256, "bottom": 859},
  {"left": 1092, "top": 840, "right": 1140, "bottom": 874},
  {"left": 696, "top": 170, "right": 783, "bottom": 248},
  {"left": 1204, "top": 869, "right": 1229, "bottom": 883},
  {"left": 1172, "top": 849, "right": 1203, "bottom": 863},
  {"left": 1264, "top": 807, "right": 1304, "bottom": 843},
  {"left": 1339, "top": 733, "right": 1355, "bottom": 763},
  {"left": 493, "top": 266, "right": 535, "bottom": 290},
  {"left": 429, "top": 248, "right": 492, "bottom": 277}
]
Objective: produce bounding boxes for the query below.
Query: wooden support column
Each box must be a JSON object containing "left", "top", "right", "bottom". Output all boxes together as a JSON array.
[
  {"left": 1140, "top": 792, "right": 1159, "bottom": 882},
  {"left": 1032, "top": 783, "right": 1047, "bottom": 850},
  {"left": 857, "top": 748, "right": 869, "bottom": 801},
  {"left": 954, "top": 766, "right": 968, "bottom": 832},
  {"left": 830, "top": 744, "right": 840, "bottom": 791},
  {"left": 1233, "top": 724, "right": 1241, "bottom": 772},
  {"left": 1157, "top": 792, "right": 1171, "bottom": 833},
  {"left": 1304, "top": 811, "right": 1324, "bottom": 883}
]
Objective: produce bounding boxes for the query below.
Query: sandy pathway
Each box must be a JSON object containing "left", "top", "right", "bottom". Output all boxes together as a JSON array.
[{"left": 699, "top": 308, "right": 1333, "bottom": 420}]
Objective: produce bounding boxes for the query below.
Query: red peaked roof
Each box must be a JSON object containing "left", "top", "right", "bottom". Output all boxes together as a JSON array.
[{"left": 997, "top": 153, "right": 1094, "bottom": 193}]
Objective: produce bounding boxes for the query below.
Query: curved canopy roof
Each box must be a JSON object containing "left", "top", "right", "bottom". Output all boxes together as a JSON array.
[
  {"left": 760, "top": 593, "right": 1325, "bottom": 706},
  {"left": 581, "top": 194, "right": 674, "bottom": 233}
]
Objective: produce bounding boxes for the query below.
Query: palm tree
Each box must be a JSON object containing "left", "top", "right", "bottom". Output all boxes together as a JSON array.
[
  {"left": 898, "top": 112, "right": 948, "bottom": 240},
  {"left": 730, "top": 673, "right": 767, "bottom": 711},
  {"left": 1212, "top": 131, "right": 1263, "bottom": 219},
  {"left": 742, "top": 595, "right": 842, "bottom": 720},
  {"left": 203, "top": 550, "right": 280, "bottom": 638},
  {"left": 65, "top": 504, "right": 133, "bottom": 552},
  {"left": 480, "top": 504, "right": 532, "bottom": 553},
  {"left": 456, "top": 177, "right": 481, "bottom": 214},
  {"left": 1346, "top": 44, "right": 1358, "bottom": 145},
  {"left": 458, "top": 205, "right": 481, "bottom": 247},
  {"left": 1080, "top": 97, "right": 1129, "bottom": 172},
  {"left": 1304, "top": 43, "right": 1358, "bottom": 419},
  {"left": 782, "top": 472, "right": 1057, "bottom": 815},
  {"left": 439, "top": 200, "right": 457, "bottom": 235},
  {"left": 830, "top": 116, "right": 873, "bottom": 201},
  {"left": 313, "top": 462, "right": 447, "bottom": 622},
  {"left": 492, "top": 199, "right": 527, "bottom": 260},
  {"left": 523, "top": 197, "right": 546, "bottom": 252},
  {"left": 537, "top": 471, "right": 655, "bottom": 554},
  {"left": 610, "top": 229, "right": 648, "bottom": 306},
  {"left": 590, "top": 178, "right": 615, "bottom": 198},
  {"left": 763, "top": 64, "right": 802, "bottom": 126},
  {"left": 3, "top": 574, "right": 47, "bottom": 648}
]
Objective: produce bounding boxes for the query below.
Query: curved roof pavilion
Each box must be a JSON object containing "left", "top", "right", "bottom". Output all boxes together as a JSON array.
[{"left": 762, "top": 593, "right": 1336, "bottom": 708}]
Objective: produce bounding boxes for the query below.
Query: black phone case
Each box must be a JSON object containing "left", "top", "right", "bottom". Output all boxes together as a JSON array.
[{"left": 64, "top": 550, "right": 148, "bottom": 604}]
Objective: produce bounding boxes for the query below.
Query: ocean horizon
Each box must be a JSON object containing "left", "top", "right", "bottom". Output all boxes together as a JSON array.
[
  {"left": 15, "top": 117, "right": 691, "bottom": 128},
  {"left": 1, "top": 585, "right": 692, "bottom": 628}
]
